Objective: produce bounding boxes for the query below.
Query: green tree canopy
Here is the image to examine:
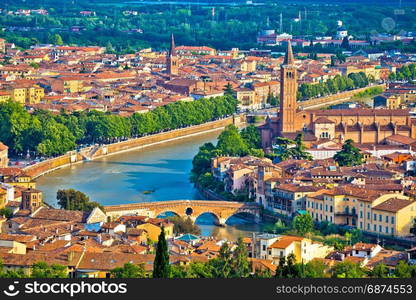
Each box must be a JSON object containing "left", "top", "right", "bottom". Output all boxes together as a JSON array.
[
  {"left": 333, "top": 139, "right": 363, "bottom": 166},
  {"left": 110, "top": 263, "right": 146, "bottom": 278},
  {"left": 56, "top": 189, "right": 103, "bottom": 212},
  {"left": 31, "top": 262, "right": 67, "bottom": 278},
  {"left": 293, "top": 213, "right": 314, "bottom": 236}
]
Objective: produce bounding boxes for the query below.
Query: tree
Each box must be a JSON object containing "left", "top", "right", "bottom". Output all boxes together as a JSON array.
[
  {"left": 153, "top": 226, "right": 170, "bottom": 278},
  {"left": 169, "top": 215, "right": 201, "bottom": 235},
  {"left": 0, "top": 207, "right": 13, "bottom": 218},
  {"left": 331, "top": 261, "right": 365, "bottom": 278},
  {"left": 371, "top": 263, "right": 390, "bottom": 278},
  {"left": 223, "top": 82, "right": 235, "bottom": 96},
  {"left": 275, "top": 253, "right": 301, "bottom": 278},
  {"left": 209, "top": 242, "right": 233, "bottom": 278},
  {"left": 231, "top": 237, "right": 250, "bottom": 278},
  {"left": 50, "top": 34, "right": 64, "bottom": 45},
  {"left": 191, "top": 142, "right": 217, "bottom": 177},
  {"left": 304, "top": 260, "right": 327, "bottom": 278},
  {"left": 111, "top": 263, "right": 146, "bottom": 278},
  {"left": 240, "top": 125, "right": 261, "bottom": 149},
  {"left": 334, "top": 139, "right": 363, "bottom": 166},
  {"left": 31, "top": 262, "right": 67, "bottom": 278},
  {"left": 293, "top": 213, "right": 314, "bottom": 236},
  {"left": 273, "top": 134, "right": 312, "bottom": 162},
  {"left": 394, "top": 261, "right": 413, "bottom": 278},
  {"left": 216, "top": 125, "right": 249, "bottom": 156},
  {"left": 56, "top": 189, "right": 103, "bottom": 212}
]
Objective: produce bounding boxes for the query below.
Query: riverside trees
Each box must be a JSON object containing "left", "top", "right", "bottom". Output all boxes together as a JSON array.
[
  {"left": 0, "top": 95, "right": 238, "bottom": 157},
  {"left": 298, "top": 73, "right": 371, "bottom": 101}
]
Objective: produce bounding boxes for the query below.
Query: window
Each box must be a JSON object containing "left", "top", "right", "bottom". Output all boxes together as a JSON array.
[
  {"left": 325, "top": 205, "right": 328, "bottom": 212},
  {"left": 391, "top": 217, "right": 395, "bottom": 224},
  {"left": 367, "top": 212, "right": 370, "bottom": 219},
  {"left": 374, "top": 224, "right": 377, "bottom": 231},
  {"left": 360, "top": 211, "right": 363, "bottom": 218},
  {"left": 385, "top": 216, "right": 389, "bottom": 223},
  {"left": 330, "top": 206, "right": 333, "bottom": 213},
  {"left": 360, "top": 222, "right": 363, "bottom": 229},
  {"left": 379, "top": 225, "right": 382, "bottom": 232},
  {"left": 262, "top": 245, "right": 266, "bottom": 251},
  {"left": 385, "top": 227, "right": 388, "bottom": 234},
  {"left": 379, "top": 215, "right": 382, "bottom": 222},
  {"left": 367, "top": 223, "right": 370, "bottom": 230},
  {"left": 280, "top": 251, "right": 284, "bottom": 257},
  {"left": 373, "top": 213, "right": 377, "bottom": 221},
  {"left": 391, "top": 227, "right": 394, "bottom": 234}
]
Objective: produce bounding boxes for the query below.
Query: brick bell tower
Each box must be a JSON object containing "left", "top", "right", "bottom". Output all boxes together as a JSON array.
[
  {"left": 279, "top": 40, "right": 298, "bottom": 134},
  {"left": 166, "top": 33, "right": 178, "bottom": 76}
]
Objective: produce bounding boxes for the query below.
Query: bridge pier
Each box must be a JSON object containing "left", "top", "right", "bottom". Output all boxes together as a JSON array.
[{"left": 218, "top": 218, "right": 227, "bottom": 227}]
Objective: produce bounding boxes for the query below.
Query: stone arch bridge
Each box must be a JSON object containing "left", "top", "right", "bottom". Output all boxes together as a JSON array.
[{"left": 104, "top": 200, "right": 261, "bottom": 225}]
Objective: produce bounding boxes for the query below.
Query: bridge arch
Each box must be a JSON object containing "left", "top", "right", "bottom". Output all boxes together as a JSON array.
[
  {"left": 194, "top": 212, "right": 221, "bottom": 225},
  {"left": 156, "top": 211, "right": 180, "bottom": 218},
  {"left": 224, "top": 211, "right": 260, "bottom": 225}
]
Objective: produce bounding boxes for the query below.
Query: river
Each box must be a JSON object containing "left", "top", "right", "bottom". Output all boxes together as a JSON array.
[{"left": 36, "top": 129, "right": 267, "bottom": 240}]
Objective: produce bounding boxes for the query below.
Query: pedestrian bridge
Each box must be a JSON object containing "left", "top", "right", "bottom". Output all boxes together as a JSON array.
[{"left": 104, "top": 200, "right": 261, "bottom": 225}]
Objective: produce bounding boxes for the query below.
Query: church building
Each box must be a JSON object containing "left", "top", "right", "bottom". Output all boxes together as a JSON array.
[{"left": 260, "top": 42, "right": 416, "bottom": 150}]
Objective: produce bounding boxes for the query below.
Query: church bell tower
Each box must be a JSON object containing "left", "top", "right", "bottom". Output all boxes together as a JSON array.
[
  {"left": 279, "top": 41, "right": 298, "bottom": 134},
  {"left": 167, "top": 33, "right": 178, "bottom": 76}
]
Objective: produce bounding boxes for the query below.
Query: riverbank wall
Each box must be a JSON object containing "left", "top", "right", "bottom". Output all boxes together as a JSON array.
[{"left": 24, "top": 114, "right": 246, "bottom": 179}]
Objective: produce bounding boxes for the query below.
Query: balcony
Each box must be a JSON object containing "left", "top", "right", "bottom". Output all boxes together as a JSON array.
[{"left": 335, "top": 212, "right": 357, "bottom": 218}]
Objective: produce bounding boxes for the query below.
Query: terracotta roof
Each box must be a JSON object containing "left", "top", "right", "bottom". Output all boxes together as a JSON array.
[
  {"left": 372, "top": 198, "right": 414, "bottom": 213},
  {"left": 384, "top": 134, "right": 416, "bottom": 145},
  {"left": 77, "top": 252, "right": 155, "bottom": 272},
  {"left": 268, "top": 236, "right": 304, "bottom": 249},
  {"left": 31, "top": 207, "right": 89, "bottom": 223}
]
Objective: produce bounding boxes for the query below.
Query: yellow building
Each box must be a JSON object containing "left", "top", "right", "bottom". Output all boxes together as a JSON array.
[
  {"left": 0, "top": 189, "right": 7, "bottom": 210},
  {"left": 136, "top": 222, "right": 174, "bottom": 242},
  {"left": 0, "top": 91, "right": 11, "bottom": 102},
  {"left": 371, "top": 198, "right": 416, "bottom": 237},
  {"left": 0, "top": 240, "right": 27, "bottom": 254},
  {"left": 307, "top": 187, "right": 416, "bottom": 237},
  {"left": 386, "top": 95, "right": 401, "bottom": 109},
  {"left": 0, "top": 38, "right": 5, "bottom": 54},
  {"left": 0, "top": 168, "right": 36, "bottom": 189},
  {"left": 236, "top": 88, "right": 256, "bottom": 109},
  {"left": 0, "top": 142, "right": 9, "bottom": 168},
  {"left": 4, "top": 85, "right": 45, "bottom": 105}
]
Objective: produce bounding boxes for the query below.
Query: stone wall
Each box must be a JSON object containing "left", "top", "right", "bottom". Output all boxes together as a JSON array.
[{"left": 24, "top": 115, "right": 243, "bottom": 179}]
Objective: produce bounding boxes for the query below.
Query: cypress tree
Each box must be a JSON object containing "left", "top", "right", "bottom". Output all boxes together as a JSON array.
[{"left": 152, "top": 226, "right": 170, "bottom": 278}]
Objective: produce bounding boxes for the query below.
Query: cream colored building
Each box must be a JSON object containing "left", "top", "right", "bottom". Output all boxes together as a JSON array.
[
  {"left": 266, "top": 235, "right": 333, "bottom": 264},
  {"left": 307, "top": 187, "right": 416, "bottom": 237}
]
